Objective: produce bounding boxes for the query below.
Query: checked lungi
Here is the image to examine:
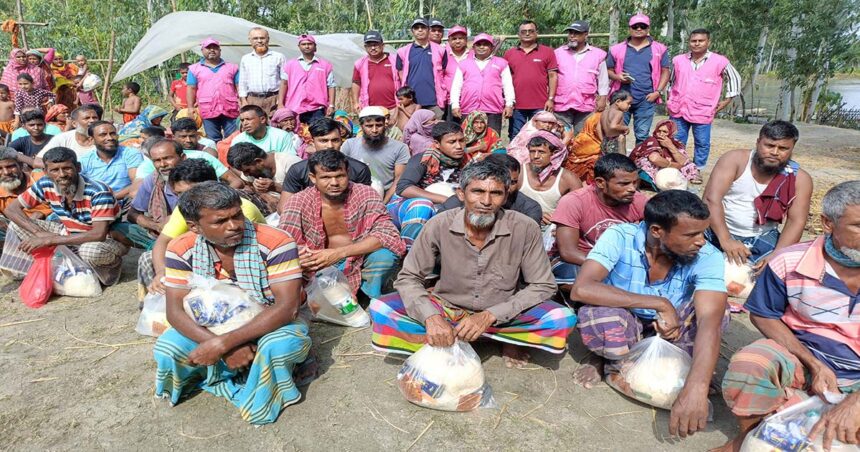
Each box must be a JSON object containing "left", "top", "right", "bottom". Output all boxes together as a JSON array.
[
  {"left": 369, "top": 292, "right": 577, "bottom": 355},
  {"left": 385, "top": 195, "right": 435, "bottom": 250}
]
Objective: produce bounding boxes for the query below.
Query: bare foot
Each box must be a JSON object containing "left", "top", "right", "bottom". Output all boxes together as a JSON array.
[
  {"left": 501, "top": 343, "right": 531, "bottom": 368},
  {"left": 707, "top": 435, "right": 744, "bottom": 452},
  {"left": 293, "top": 351, "right": 319, "bottom": 386},
  {"left": 573, "top": 355, "right": 605, "bottom": 389}
]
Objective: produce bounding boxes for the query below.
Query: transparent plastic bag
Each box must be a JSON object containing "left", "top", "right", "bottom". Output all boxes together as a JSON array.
[
  {"left": 265, "top": 212, "right": 281, "bottom": 227},
  {"left": 741, "top": 394, "right": 860, "bottom": 452},
  {"left": 542, "top": 224, "right": 556, "bottom": 252},
  {"left": 52, "top": 246, "right": 102, "bottom": 297},
  {"left": 135, "top": 293, "right": 170, "bottom": 337},
  {"left": 0, "top": 228, "right": 31, "bottom": 279},
  {"left": 306, "top": 267, "right": 369, "bottom": 327},
  {"left": 397, "top": 340, "right": 496, "bottom": 412},
  {"left": 182, "top": 275, "right": 264, "bottom": 335},
  {"left": 725, "top": 257, "right": 755, "bottom": 299},
  {"left": 606, "top": 335, "right": 692, "bottom": 410}
]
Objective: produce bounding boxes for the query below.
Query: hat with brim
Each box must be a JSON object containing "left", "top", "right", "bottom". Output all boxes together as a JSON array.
[
  {"left": 200, "top": 38, "right": 220, "bottom": 49},
  {"left": 629, "top": 13, "right": 650, "bottom": 27},
  {"left": 411, "top": 17, "right": 430, "bottom": 28},
  {"left": 448, "top": 25, "right": 467, "bottom": 37},
  {"left": 473, "top": 33, "right": 494, "bottom": 46},
  {"left": 564, "top": 20, "right": 590, "bottom": 33},
  {"left": 298, "top": 34, "right": 316, "bottom": 45}
]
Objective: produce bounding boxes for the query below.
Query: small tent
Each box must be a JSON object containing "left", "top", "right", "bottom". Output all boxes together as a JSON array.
[{"left": 114, "top": 11, "right": 367, "bottom": 87}]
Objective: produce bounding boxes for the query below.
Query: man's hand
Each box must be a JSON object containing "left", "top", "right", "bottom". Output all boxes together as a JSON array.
[
  {"left": 452, "top": 108, "right": 461, "bottom": 119},
  {"left": 425, "top": 315, "right": 455, "bottom": 347},
  {"left": 20, "top": 235, "right": 55, "bottom": 253},
  {"left": 188, "top": 336, "right": 229, "bottom": 366},
  {"left": 810, "top": 393, "right": 860, "bottom": 450},
  {"left": 544, "top": 99, "right": 554, "bottom": 112},
  {"left": 654, "top": 300, "right": 681, "bottom": 341},
  {"left": 809, "top": 361, "right": 840, "bottom": 400},
  {"left": 722, "top": 238, "right": 751, "bottom": 265},
  {"left": 454, "top": 311, "right": 495, "bottom": 342},
  {"left": 503, "top": 106, "right": 513, "bottom": 118},
  {"left": 252, "top": 177, "right": 275, "bottom": 193},
  {"left": 595, "top": 97, "right": 607, "bottom": 112},
  {"left": 148, "top": 271, "right": 166, "bottom": 294},
  {"left": 541, "top": 212, "right": 553, "bottom": 225},
  {"left": 300, "top": 248, "right": 344, "bottom": 272},
  {"left": 326, "top": 106, "right": 335, "bottom": 116},
  {"left": 645, "top": 91, "right": 662, "bottom": 103},
  {"left": 669, "top": 388, "right": 710, "bottom": 438},
  {"left": 751, "top": 254, "right": 772, "bottom": 277},
  {"left": 223, "top": 344, "right": 256, "bottom": 371},
  {"left": 353, "top": 102, "right": 362, "bottom": 113},
  {"left": 619, "top": 72, "right": 633, "bottom": 84}
]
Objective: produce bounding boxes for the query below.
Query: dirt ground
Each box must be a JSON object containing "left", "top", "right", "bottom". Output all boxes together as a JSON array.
[{"left": 1, "top": 118, "right": 858, "bottom": 451}]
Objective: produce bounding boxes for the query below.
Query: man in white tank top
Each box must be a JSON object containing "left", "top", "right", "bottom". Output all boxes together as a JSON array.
[
  {"left": 703, "top": 120, "right": 812, "bottom": 274},
  {"left": 520, "top": 131, "right": 582, "bottom": 225}
]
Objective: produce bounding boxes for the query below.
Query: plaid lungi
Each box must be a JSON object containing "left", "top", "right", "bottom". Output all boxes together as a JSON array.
[
  {"left": 137, "top": 250, "right": 156, "bottom": 301},
  {"left": 369, "top": 292, "right": 577, "bottom": 355},
  {"left": 721, "top": 338, "right": 860, "bottom": 417}
]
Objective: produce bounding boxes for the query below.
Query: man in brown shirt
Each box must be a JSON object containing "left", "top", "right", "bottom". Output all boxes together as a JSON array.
[{"left": 369, "top": 159, "right": 577, "bottom": 368}]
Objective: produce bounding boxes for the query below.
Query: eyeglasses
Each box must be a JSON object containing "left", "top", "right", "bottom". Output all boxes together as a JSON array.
[
  {"left": 630, "top": 24, "right": 649, "bottom": 30},
  {"left": 519, "top": 29, "right": 536, "bottom": 35}
]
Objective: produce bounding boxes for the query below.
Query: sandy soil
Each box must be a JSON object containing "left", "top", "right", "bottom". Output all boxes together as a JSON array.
[{"left": 1, "top": 119, "right": 858, "bottom": 451}]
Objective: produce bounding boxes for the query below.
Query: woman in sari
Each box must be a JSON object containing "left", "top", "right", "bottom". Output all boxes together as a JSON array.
[
  {"left": 564, "top": 112, "right": 603, "bottom": 184},
  {"left": 461, "top": 111, "right": 499, "bottom": 163},
  {"left": 45, "top": 104, "right": 71, "bottom": 131},
  {"left": 629, "top": 119, "right": 701, "bottom": 186},
  {"left": 1, "top": 49, "right": 28, "bottom": 97},
  {"left": 271, "top": 108, "right": 310, "bottom": 158},
  {"left": 25, "top": 49, "right": 55, "bottom": 91},
  {"left": 402, "top": 109, "right": 438, "bottom": 156},
  {"left": 118, "top": 105, "right": 168, "bottom": 148}
]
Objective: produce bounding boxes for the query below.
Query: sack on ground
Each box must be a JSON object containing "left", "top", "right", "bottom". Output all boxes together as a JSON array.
[
  {"left": 182, "top": 275, "right": 264, "bottom": 335},
  {"left": 725, "top": 258, "right": 754, "bottom": 299},
  {"left": 424, "top": 182, "right": 456, "bottom": 198},
  {"left": 136, "top": 292, "right": 170, "bottom": 337},
  {"left": 606, "top": 335, "right": 692, "bottom": 410},
  {"left": 306, "top": 266, "right": 369, "bottom": 327},
  {"left": 397, "top": 340, "right": 495, "bottom": 412},
  {"left": 52, "top": 246, "right": 102, "bottom": 297},
  {"left": 741, "top": 394, "right": 860, "bottom": 452},
  {"left": 19, "top": 246, "right": 55, "bottom": 308},
  {"left": 655, "top": 168, "right": 688, "bottom": 191}
]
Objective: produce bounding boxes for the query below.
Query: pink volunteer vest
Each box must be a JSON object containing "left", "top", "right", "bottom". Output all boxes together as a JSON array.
[
  {"left": 666, "top": 52, "right": 729, "bottom": 124},
  {"left": 354, "top": 54, "right": 400, "bottom": 109},
  {"left": 282, "top": 57, "right": 333, "bottom": 114},
  {"left": 443, "top": 47, "right": 470, "bottom": 103},
  {"left": 554, "top": 45, "right": 607, "bottom": 112},
  {"left": 396, "top": 41, "right": 447, "bottom": 108},
  {"left": 458, "top": 56, "right": 508, "bottom": 115},
  {"left": 189, "top": 60, "right": 240, "bottom": 119},
  {"left": 608, "top": 39, "right": 668, "bottom": 104}
]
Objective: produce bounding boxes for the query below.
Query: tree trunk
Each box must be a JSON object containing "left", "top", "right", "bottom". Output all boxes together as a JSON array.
[
  {"left": 609, "top": 0, "right": 620, "bottom": 44},
  {"left": 419, "top": 0, "right": 424, "bottom": 17},
  {"left": 466, "top": 0, "right": 472, "bottom": 15},
  {"left": 364, "top": 0, "right": 374, "bottom": 29},
  {"left": 807, "top": 75, "right": 827, "bottom": 122},
  {"left": 208, "top": 0, "right": 215, "bottom": 12},
  {"left": 667, "top": 0, "right": 675, "bottom": 45},
  {"left": 753, "top": 26, "right": 768, "bottom": 78},
  {"left": 15, "top": 0, "right": 28, "bottom": 49}
]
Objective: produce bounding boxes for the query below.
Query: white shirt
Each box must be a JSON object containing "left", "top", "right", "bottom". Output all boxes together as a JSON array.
[
  {"left": 238, "top": 50, "right": 287, "bottom": 97},
  {"left": 38, "top": 131, "right": 96, "bottom": 158},
  {"left": 450, "top": 57, "right": 515, "bottom": 110}
]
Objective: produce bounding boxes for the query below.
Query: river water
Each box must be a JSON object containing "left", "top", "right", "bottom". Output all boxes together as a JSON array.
[{"left": 744, "top": 78, "right": 860, "bottom": 114}]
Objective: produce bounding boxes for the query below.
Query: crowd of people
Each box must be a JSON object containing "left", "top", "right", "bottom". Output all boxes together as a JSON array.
[{"left": 0, "top": 14, "right": 858, "bottom": 450}]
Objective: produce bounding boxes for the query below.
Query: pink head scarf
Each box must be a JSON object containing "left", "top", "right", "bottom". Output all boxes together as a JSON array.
[{"left": 529, "top": 130, "right": 569, "bottom": 183}]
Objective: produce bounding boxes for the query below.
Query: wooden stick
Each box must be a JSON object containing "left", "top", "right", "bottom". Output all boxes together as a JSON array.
[
  {"left": 16, "top": 21, "right": 48, "bottom": 26},
  {"left": 64, "top": 340, "right": 153, "bottom": 350},
  {"left": 0, "top": 318, "right": 45, "bottom": 328},
  {"left": 30, "top": 377, "right": 59, "bottom": 383},
  {"left": 101, "top": 30, "right": 116, "bottom": 107},
  {"left": 15, "top": 0, "right": 28, "bottom": 49},
  {"left": 406, "top": 420, "right": 434, "bottom": 451}
]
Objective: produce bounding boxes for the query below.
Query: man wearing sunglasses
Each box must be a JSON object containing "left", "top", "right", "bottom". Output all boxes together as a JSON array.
[
  {"left": 503, "top": 20, "right": 559, "bottom": 140},
  {"left": 396, "top": 17, "right": 449, "bottom": 119},
  {"left": 607, "top": 13, "right": 670, "bottom": 146}
]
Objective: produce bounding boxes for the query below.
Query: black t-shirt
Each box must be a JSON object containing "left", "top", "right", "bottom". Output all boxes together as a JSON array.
[
  {"left": 9, "top": 136, "right": 50, "bottom": 157},
  {"left": 282, "top": 157, "right": 372, "bottom": 193}
]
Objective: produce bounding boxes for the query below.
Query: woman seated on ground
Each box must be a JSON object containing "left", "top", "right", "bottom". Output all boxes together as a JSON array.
[
  {"left": 45, "top": 104, "right": 71, "bottom": 131},
  {"left": 564, "top": 112, "right": 602, "bottom": 184},
  {"left": 508, "top": 111, "right": 572, "bottom": 165},
  {"left": 118, "top": 105, "right": 168, "bottom": 148},
  {"left": 461, "top": 111, "right": 499, "bottom": 163},
  {"left": 629, "top": 119, "right": 701, "bottom": 187},
  {"left": 402, "top": 109, "right": 438, "bottom": 156},
  {"left": 272, "top": 107, "right": 311, "bottom": 158}
]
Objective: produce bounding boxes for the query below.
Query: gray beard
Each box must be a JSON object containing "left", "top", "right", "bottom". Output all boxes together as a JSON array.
[
  {"left": 76, "top": 125, "right": 88, "bottom": 136},
  {"left": 840, "top": 246, "right": 860, "bottom": 264},
  {"left": 467, "top": 212, "right": 496, "bottom": 229},
  {"left": 0, "top": 178, "right": 22, "bottom": 191}
]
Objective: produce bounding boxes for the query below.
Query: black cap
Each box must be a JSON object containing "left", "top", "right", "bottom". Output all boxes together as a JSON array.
[
  {"left": 429, "top": 18, "right": 444, "bottom": 28},
  {"left": 411, "top": 17, "right": 430, "bottom": 28},
  {"left": 363, "top": 30, "right": 384, "bottom": 43},
  {"left": 564, "top": 20, "right": 590, "bottom": 33}
]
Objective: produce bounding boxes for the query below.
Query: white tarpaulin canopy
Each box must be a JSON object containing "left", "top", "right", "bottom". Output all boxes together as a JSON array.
[{"left": 114, "top": 11, "right": 367, "bottom": 87}]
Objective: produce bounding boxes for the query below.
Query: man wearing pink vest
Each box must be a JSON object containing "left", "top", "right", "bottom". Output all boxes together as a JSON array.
[
  {"left": 606, "top": 13, "right": 670, "bottom": 145},
  {"left": 186, "top": 38, "right": 240, "bottom": 143},
  {"left": 351, "top": 30, "right": 400, "bottom": 113},
  {"left": 442, "top": 25, "right": 470, "bottom": 122},
  {"left": 450, "top": 33, "right": 514, "bottom": 134},
  {"left": 395, "top": 17, "right": 448, "bottom": 119},
  {"left": 554, "top": 20, "right": 609, "bottom": 134},
  {"left": 278, "top": 34, "right": 336, "bottom": 125},
  {"left": 668, "top": 29, "right": 741, "bottom": 170}
]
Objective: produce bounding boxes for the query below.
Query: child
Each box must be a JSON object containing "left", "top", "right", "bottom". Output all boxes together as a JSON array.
[
  {"left": 393, "top": 86, "right": 419, "bottom": 132},
  {"left": 600, "top": 90, "right": 632, "bottom": 154},
  {"left": 14, "top": 74, "right": 55, "bottom": 119},
  {"left": 0, "top": 84, "right": 14, "bottom": 139},
  {"left": 74, "top": 74, "right": 100, "bottom": 107},
  {"left": 115, "top": 81, "right": 141, "bottom": 123},
  {"left": 9, "top": 109, "right": 51, "bottom": 167},
  {"left": 169, "top": 63, "right": 190, "bottom": 121}
]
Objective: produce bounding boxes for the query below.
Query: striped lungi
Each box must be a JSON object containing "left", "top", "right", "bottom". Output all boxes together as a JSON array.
[{"left": 369, "top": 292, "right": 577, "bottom": 355}]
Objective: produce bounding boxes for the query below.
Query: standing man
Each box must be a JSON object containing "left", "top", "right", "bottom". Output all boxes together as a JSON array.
[
  {"left": 607, "top": 13, "right": 670, "bottom": 145},
  {"left": 443, "top": 25, "right": 470, "bottom": 122},
  {"left": 667, "top": 28, "right": 742, "bottom": 170},
  {"left": 504, "top": 20, "right": 559, "bottom": 140},
  {"left": 279, "top": 34, "right": 336, "bottom": 125},
  {"left": 554, "top": 20, "right": 609, "bottom": 134},
  {"left": 450, "top": 33, "right": 514, "bottom": 135},
  {"left": 352, "top": 31, "right": 400, "bottom": 112},
  {"left": 186, "top": 38, "right": 240, "bottom": 143},
  {"left": 429, "top": 19, "right": 445, "bottom": 45},
  {"left": 396, "top": 18, "right": 448, "bottom": 119},
  {"left": 238, "top": 27, "right": 286, "bottom": 114}
]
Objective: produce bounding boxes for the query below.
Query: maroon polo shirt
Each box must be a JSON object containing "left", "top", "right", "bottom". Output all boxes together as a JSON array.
[
  {"left": 352, "top": 55, "right": 398, "bottom": 109},
  {"left": 503, "top": 44, "right": 559, "bottom": 110}
]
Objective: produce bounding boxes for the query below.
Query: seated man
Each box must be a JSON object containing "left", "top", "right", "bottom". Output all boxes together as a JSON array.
[
  {"left": 137, "top": 159, "right": 265, "bottom": 300},
  {"left": 227, "top": 142, "right": 301, "bottom": 213},
  {"left": 519, "top": 131, "right": 582, "bottom": 225},
  {"left": 37, "top": 104, "right": 101, "bottom": 159},
  {"left": 280, "top": 150, "right": 405, "bottom": 299},
  {"left": 3, "top": 147, "right": 129, "bottom": 285},
  {"left": 231, "top": 105, "right": 298, "bottom": 154},
  {"left": 127, "top": 138, "right": 186, "bottom": 249},
  {"left": 716, "top": 181, "right": 860, "bottom": 452},
  {"left": 370, "top": 159, "right": 577, "bottom": 368},
  {"left": 437, "top": 153, "right": 543, "bottom": 225},
  {"left": 153, "top": 181, "right": 310, "bottom": 426},
  {"left": 390, "top": 121, "right": 467, "bottom": 249},
  {"left": 171, "top": 117, "right": 217, "bottom": 155},
  {"left": 0, "top": 147, "right": 52, "bottom": 241},
  {"left": 9, "top": 109, "right": 52, "bottom": 166},
  {"left": 79, "top": 121, "right": 142, "bottom": 202},
  {"left": 570, "top": 190, "right": 728, "bottom": 439},
  {"left": 277, "top": 118, "right": 371, "bottom": 210},
  {"left": 552, "top": 154, "right": 645, "bottom": 287},
  {"left": 704, "top": 120, "right": 812, "bottom": 273}
]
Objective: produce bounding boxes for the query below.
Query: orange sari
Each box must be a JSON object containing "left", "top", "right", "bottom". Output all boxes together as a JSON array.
[{"left": 564, "top": 112, "right": 602, "bottom": 184}]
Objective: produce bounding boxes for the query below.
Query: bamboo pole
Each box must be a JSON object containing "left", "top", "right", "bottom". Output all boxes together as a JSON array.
[
  {"left": 16, "top": 0, "right": 29, "bottom": 49},
  {"left": 102, "top": 30, "right": 116, "bottom": 109}
]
